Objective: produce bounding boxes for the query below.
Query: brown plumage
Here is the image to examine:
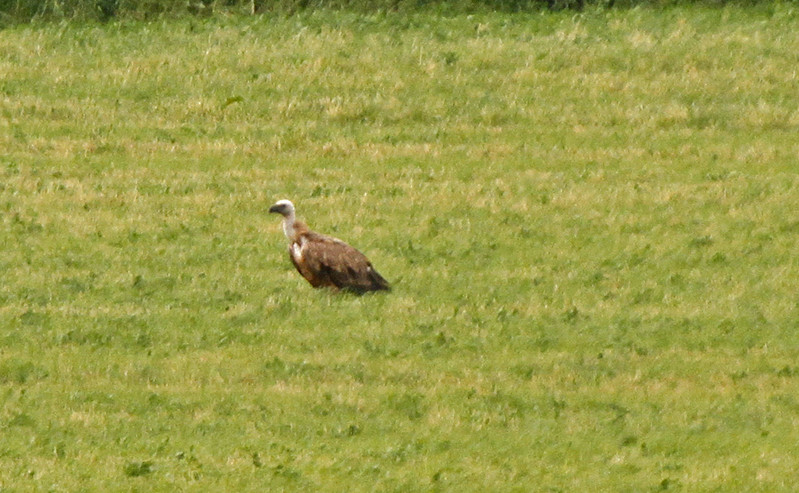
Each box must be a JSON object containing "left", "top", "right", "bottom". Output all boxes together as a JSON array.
[{"left": 268, "top": 199, "right": 391, "bottom": 293}]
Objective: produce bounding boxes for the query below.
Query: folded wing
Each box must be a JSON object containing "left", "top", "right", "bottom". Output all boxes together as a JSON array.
[{"left": 290, "top": 231, "right": 390, "bottom": 293}]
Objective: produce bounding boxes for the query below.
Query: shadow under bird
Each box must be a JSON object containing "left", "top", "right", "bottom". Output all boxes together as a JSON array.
[{"left": 268, "top": 199, "right": 391, "bottom": 293}]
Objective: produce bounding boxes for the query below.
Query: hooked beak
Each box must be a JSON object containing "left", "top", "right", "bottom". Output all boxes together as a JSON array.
[{"left": 268, "top": 205, "right": 281, "bottom": 214}]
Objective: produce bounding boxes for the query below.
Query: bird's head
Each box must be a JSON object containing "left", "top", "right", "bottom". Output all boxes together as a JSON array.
[{"left": 269, "top": 199, "right": 295, "bottom": 217}]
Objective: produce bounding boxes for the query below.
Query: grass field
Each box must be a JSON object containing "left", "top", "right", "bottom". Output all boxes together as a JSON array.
[{"left": 1, "top": 4, "right": 799, "bottom": 490}]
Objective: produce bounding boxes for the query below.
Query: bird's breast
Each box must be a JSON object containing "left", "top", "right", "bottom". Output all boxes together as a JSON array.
[{"left": 290, "top": 242, "right": 303, "bottom": 261}]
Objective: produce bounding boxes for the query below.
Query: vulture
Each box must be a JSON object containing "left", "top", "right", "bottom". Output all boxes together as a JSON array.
[{"left": 268, "top": 199, "right": 391, "bottom": 293}]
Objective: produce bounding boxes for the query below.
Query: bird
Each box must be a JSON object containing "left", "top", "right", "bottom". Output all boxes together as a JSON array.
[{"left": 268, "top": 199, "right": 391, "bottom": 293}]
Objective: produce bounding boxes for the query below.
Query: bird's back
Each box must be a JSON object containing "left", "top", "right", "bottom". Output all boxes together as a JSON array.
[{"left": 290, "top": 229, "right": 390, "bottom": 293}]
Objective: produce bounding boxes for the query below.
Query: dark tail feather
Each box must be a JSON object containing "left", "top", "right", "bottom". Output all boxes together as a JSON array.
[
  {"left": 370, "top": 269, "right": 391, "bottom": 292},
  {"left": 331, "top": 265, "right": 391, "bottom": 294}
]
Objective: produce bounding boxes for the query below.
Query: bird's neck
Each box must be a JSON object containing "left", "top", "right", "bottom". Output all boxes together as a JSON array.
[
  {"left": 282, "top": 211, "right": 296, "bottom": 241},
  {"left": 283, "top": 213, "right": 308, "bottom": 242}
]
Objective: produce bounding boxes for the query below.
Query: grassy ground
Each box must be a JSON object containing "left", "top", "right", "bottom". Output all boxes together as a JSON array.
[{"left": 1, "top": 4, "right": 799, "bottom": 491}]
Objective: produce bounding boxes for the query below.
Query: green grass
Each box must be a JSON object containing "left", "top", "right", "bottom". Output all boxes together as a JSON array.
[{"left": 1, "top": 4, "right": 799, "bottom": 490}]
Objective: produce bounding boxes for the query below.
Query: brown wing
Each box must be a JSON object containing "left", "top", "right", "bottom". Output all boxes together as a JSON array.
[
  {"left": 296, "top": 231, "right": 390, "bottom": 293},
  {"left": 289, "top": 243, "right": 329, "bottom": 288}
]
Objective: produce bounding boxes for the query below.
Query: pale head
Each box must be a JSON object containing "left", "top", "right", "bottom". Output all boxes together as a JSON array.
[
  {"left": 269, "top": 199, "right": 297, "bottom": 240},
  {"left": 268, "top": 199, "right": 295, "bottom": 217}
]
